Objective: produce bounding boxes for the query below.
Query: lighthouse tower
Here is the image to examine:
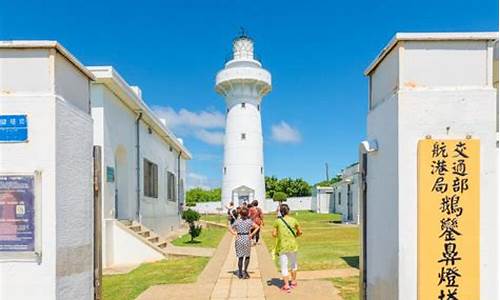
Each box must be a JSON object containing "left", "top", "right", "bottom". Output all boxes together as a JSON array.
[{"left": 216, "top": 33, "right": 271, "bottom": 206}]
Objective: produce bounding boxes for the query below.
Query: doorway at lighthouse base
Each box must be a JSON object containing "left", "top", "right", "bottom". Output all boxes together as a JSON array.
[{"left": 232, "top": 185, "right": 255, "bottom": 205}]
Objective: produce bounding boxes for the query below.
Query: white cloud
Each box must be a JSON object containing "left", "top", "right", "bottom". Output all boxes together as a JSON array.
[
  {"left": 194, "top": 129, "right": 225, "bottom": 145},
  {"left": 271, "top": 121, "right": 302, "bottom": 144},
  {"left": 152, "top": 106, "right": 225, "bottom": 146},
  {"left": 152, "top": 106, "right": 225, "bottom": 129},
  {"left": 187, "top": 172, "right": 218, "bottom": 190}
]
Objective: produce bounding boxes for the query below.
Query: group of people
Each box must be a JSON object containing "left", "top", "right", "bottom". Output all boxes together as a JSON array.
[{"left": 226, "top": 200, "right": 302, "bottom": 293}]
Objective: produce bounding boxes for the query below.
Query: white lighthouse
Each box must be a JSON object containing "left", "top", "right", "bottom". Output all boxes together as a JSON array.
[{"left": 216, "top": 32, "right": 271, "bottom": 206}]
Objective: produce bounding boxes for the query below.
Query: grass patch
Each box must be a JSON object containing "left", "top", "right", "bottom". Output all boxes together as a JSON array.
[
  {"left": 103, "top": 257, "right": 209, "bottom": 300},
  {"left": 171, "top": 226, "right": 226, "bottom": 248},
  {"left": 202, "top": 211, "right": 360, "bottom": 270},
  {"left": 332, "top": 276, "right": 359, "bottom": 300},
  {"left": 261, "top": 211, "right": 359, "bottom": 270},
  {"left": 200, "top": 214, "right": 228, "bottom": 225}
]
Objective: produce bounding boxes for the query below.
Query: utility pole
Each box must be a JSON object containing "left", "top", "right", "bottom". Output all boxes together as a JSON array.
[{"left": 325, "top": 162, "right": 330, "bottom": 181}]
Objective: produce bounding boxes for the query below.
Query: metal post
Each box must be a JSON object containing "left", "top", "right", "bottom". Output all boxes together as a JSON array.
[{"left": 93, "top": 146, "right": 102, "bottom": 300}]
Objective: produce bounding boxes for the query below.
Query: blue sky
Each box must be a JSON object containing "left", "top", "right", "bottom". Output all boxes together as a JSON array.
[{"left": 1, "top": 0, "right": 497, "bottom": 189}]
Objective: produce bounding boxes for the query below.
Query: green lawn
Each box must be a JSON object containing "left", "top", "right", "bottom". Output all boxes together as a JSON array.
[
  {"left": 200, "top": 214, "right": 228, "bottom": 225},
  {"left": 102, "top": 257, "right": 209, "bottom": 300},
  {"left": 171, "top": 226, "right": 226, "bottom": 248},
  {"left": 202, "top": 210, "right": 360, "bottom": 271},
  {"left": 332, "top": 276, "right": 360, "bottom": 300},
  {"left": 261, "top": 211, "right": 359, "bottom": 271}
]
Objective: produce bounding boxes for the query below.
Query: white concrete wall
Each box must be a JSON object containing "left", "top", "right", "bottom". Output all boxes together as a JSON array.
[
  {"left": 0, "top": 46, "right": 93, "bottom": 300},
  {"left": 331, "top": 167, "right": 360, "bottom": 224},
  {"left": 55, "top": 97, "right": 93, "bottom": 300},
  {"left": 366, "top": 92, "right": 400, "bottom": 299},
  {"left": 91, "top": 74, "right": 186, "bottom": 267},
  {"left": 370, "top": 45, "right": 400, "bottom": 109},
  {"left": 106, "top": 220, "right": 163, "bottom": 266},
  {"left": 365, "top": 35, "right": 499, "bottom": 300}
]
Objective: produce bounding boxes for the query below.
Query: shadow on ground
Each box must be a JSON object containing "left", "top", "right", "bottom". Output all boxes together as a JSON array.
[
  {"left": 341, "top": 256, "right": 359, "bottom": 269},
  {"left": 266, "top": 278, "right": 283, "bottom": 288}
]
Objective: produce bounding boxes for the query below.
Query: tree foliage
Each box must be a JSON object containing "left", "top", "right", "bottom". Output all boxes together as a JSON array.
[
  {"left": 181, "top": 209, "right": 202, "bottom": 242},
  {"left": 314, "top": 175, "right": 342, "bottom": 187},
  {"left": 272, "top": 191, "right": 288, "bottom": 202},
  {"left": 265, "top": 176, "right": 312, "bottom": 198},
  {"left": 186, "top": 188, "right": 221, "bottom": 206}
]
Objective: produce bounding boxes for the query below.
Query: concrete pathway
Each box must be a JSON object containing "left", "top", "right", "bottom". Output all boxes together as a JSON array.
[
  {"left": 210, "top": 242, "right": 265, "bottom": 299},
  {"left": 255, "top": 241, "right": 342, "bottom": 300},
  {"left": 138, "top": 231, "right": 344, "bottom": 299}
]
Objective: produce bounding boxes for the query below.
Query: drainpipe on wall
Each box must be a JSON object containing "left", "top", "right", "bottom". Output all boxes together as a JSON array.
[
  {"left": 177, "top": 150, "right": 182, "bottom": 215},
  {"left": 135, "top": 112, "right": 143, "bottom": 222}
]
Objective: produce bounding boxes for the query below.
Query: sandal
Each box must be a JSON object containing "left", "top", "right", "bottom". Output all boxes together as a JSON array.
[
  {"left": 290, "top": 281, "right": 298, "bottom": 288},
  {"left": 280, "top": 286, "right": 291, "bottom": 293}
]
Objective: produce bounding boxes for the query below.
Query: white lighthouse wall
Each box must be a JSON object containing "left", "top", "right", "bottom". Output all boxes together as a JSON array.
[{"left": 222, "top": 102, "right": 265, "bottom": 204}]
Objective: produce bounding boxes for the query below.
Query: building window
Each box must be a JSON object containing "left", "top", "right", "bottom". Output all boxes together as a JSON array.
[
  {"left": 260, "top": 166, "right": 263, "bottom": 174},
  {"left": 241, "top": 133, "right": 246, "bottom": 140},
  {"left": 241, "top": 102, "right": 246, "bottom": 108},
  {"left": 144, "top": 159, "right": 158, "bottom": 198},
  {"left": 338, "top": 192, "right": 341, "bottom": 205},
  {"left": 167, "top": 171, "right": 176, "bottom": 202},
  {"left": 169, "top": 146, "right": 173, "bottom": 152},
  {"left": 224, "top": 167, "right": 227, "bottom": 175},
  {"left": 257, "top": 105, "right": 260, "bottom": 111}
]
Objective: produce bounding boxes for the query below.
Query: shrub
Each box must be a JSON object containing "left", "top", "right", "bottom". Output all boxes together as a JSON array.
[
  {"left": 273, "top": 191, "right": 288, "bottom": 202},
  {"left": 182, "top": 209, "right": 202, "bottom": 242}
]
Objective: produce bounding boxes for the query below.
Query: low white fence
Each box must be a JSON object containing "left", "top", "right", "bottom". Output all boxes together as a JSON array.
[{"left": 189, "top": 196, "right": 313, "bottom": 214}]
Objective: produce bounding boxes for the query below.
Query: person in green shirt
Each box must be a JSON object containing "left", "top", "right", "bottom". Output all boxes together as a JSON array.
[{"left": 272, "top": 204, "right": 302, "bottom": 293}]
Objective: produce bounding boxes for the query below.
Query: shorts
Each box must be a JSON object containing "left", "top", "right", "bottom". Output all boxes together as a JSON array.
[{"left": 279, "top": 252, "right": 298, "bottom": 276}]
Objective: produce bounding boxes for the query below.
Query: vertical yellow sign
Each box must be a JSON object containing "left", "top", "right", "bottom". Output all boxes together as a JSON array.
[{"left": 418, "top": 139, "right": 480, "bottom": 300}]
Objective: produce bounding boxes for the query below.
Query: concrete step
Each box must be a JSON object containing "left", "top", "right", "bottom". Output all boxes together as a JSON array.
[
  {"left": 156, "top": 241, "right": 168, "bottom": 249},
  {"left": 129, "top": 224, "right": 142, "bottom": 232},
  {"left": 138, "top": 230, "right": 151, "bottom": 238},
  {"left": 148, "top": 236, "right": 159, "bottom": 243},
  {"left": 119, "top": 219, "right": 133, "bottom": 226}
]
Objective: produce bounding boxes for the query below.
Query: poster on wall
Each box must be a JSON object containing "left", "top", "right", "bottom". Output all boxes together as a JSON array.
[
  {"left": 0, "top": 175, "right": 35, "bottom": 252},
  {"left": 417, "top": 139, "right": 480, "bottom": 300}
]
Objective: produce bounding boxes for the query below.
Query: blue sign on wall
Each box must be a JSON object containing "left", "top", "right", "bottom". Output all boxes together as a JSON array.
[{"left": 0, "top": 115, "right": 28, "bottom": 142}]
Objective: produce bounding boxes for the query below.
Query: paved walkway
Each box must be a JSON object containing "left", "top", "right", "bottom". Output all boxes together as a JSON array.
[
  {"left": 138, "top": 232, "right": 345, "bottom": 299},
  {"left": 210, "top": 242, "right": 265, "bottom": 299}
]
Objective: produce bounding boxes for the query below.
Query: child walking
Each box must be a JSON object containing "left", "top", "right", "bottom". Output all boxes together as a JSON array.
[{"left": 229, "top": 207, "right": 259, "bottom": 279}]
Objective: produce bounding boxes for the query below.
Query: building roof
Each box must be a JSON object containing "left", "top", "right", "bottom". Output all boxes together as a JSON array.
[
  {"left": 88, "top": 66, "right": 192, "bottom": 160},
  {"left": 364, "top": 32, "right": 499, "bottom": 76},
  {"left": 0, "top": 40, "right": 95, "bottom": 80}
]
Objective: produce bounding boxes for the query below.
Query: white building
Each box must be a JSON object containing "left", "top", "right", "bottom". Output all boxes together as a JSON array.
[
  {"left": 310, "top": 163, "right": 360, "bottom": 224},
  {"left": 216, "top": 33, "right": 272, "bottom": 206},
  {"left": 311, "top": 186, "right": 334, "bottom": 214},
  {"left": 0, "top": 41, "right": 94, "bottom": 299},
  {"left": 360, "top": 32, "right": 499, "bottom": 300},
  {"left": 89, "top": 66, "right": 191, "bottom": 268},
  {"left": 331, "top": 163, "right": 360, "bottom": 224}
]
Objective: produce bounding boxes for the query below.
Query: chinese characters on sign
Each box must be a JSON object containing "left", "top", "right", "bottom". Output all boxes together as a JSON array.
[
  {"left": 0, "top": 176, "right": 35, "bottom": 252},
  {"left": 0, "top": 115, "right": 28, "bottom": 142},
  {"left": 418, "top": 140, "right": 479, "bottom": 300}
]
